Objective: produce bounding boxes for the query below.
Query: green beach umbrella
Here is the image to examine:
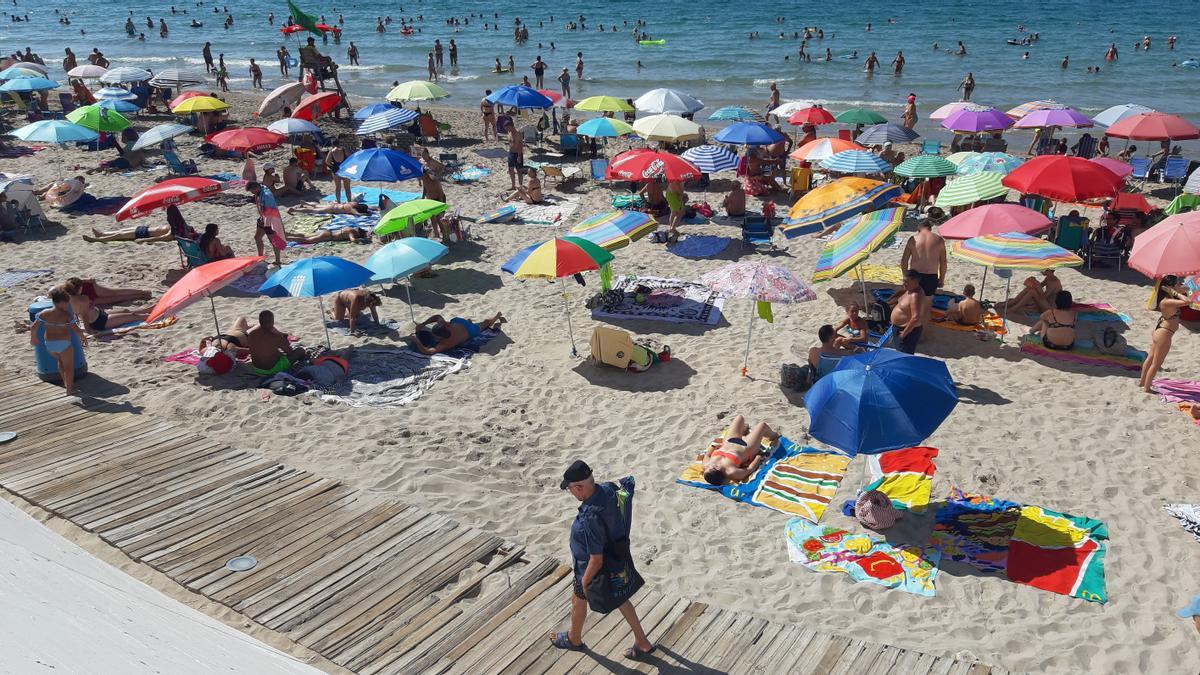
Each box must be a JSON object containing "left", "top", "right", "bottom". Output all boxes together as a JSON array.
[
  {"left": 66, "top": 105, "right": 130, "bottom": 132},
  {"left": 934, "top": 172, "right": 1010, "bottom": 208},
  {"left": 386, "top": 81, "right": 450, "bottom": 103},
  {"left": 894, "top": 155, "right": 958, "bottom": 178},
  {"left": 835, "top": 108, "right": 887, "bottom": 125},
  {"left": 287, "top": 0, "right": 322, "bottom": 36},
  {"left": 375, "top": 199, "right": 448, "bottom": 236}
]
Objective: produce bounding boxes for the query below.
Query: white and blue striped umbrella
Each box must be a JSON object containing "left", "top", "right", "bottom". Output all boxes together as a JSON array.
[
  {"left": 819, "top": 150, "right": 892, "bottom": 174},
  {"left": 356, "top": 107, "right": 419, "bottom": 135},
  {"left": 681, "top": 144, "right": 739, "bottom": 174},
  {"left": 130, "top": 122, "right": 193, "bottom": 151},
  {"left": 267, "top": 118, "right": 321, "bottom": 135},
  {"left": 94, "top": 86, "right": 137, "bottom": 101},
  {"left": 8, "top": 119, "right": 98, "bottom": 144},
  {"left": 97, "top": 98, "right": 141, "bottom": 114},
  {"left": 354, "top": 102, "right": 396, "bottom": 120},
  {"left": 98, "top": 67, "right": 151, "bottom": 84},
  {"left": 148, "top": 69, "right": 206, "bottom": 89}
]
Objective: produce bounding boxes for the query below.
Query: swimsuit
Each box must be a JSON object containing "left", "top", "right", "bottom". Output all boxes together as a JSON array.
[
  {"left": 1041, "top": 335, "right": 1074, "bottom": 351},
  {"left": 1156, "top": 310, "right": 1181, "bottom": 334},
  {"left": 665, "top": 191, "right": 684, "bottom": 212},
  {"left": 134, "top": 225, "right": 151, "bottom": 239},
  {"left": 450, "top": 317, "right": 480, "bottom": 340},
  {"left": 252, "top": 354, "right": 291, "bottom": 376},
  {"left": 214, "top": 333, "right": 242, "bottom": 347},
  {"left": 711, "top": 438, "right": 750, "bottom": 466},
  {"left": 895, "top": 325, "right": 922, "bottom": 354},
  {"left": 89, "top": 307, "right": 108, "bottom": 331},
  {"left": 507, "top": 151, "right": 523, "bottom": 169},
  {"left": 916, "top": 272, "right": 939, "bottom": 296},
  {"left": 44, "top": 339, "right": 71, "bottom": 355}
]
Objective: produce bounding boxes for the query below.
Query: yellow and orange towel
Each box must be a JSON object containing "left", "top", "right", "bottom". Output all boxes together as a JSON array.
[
  {"left": 930, "top": 309, "right": 1007, "bottom": 336},
  {"left": 862, "top": 447, "right": 938, "bottom": 512}
]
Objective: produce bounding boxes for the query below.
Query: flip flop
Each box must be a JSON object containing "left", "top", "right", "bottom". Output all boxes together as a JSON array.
[
  {"left": 0, "top": 431, "right": 15, "bottom": 444},
  {"left": 625, "top": 644, "right": 657, "bottom": 661},
  {"left": 549, "top": 631, "right": 586, "bottom": 651}
]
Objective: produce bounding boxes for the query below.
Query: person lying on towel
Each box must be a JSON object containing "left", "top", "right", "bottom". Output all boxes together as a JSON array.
[
  {"left": 697, "top": 416, "right": 780, "bottom": 486},
  {"left": 412, "top": 313, "right": 505, "bottom": 354}
]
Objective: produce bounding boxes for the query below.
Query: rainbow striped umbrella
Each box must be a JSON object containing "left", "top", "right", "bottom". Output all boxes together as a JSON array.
[
  {"left": 569, "top": 210, "right": 655, "bottom": 251},
  {"left": 502, "top": 237, "right": 614, "bottom": 355},
  {"left": 951, "top": 232, "right": 1083, "bottom": 270},
  {"left": 812, "top": 208, "right": 905, "bottom": 282},
  {"left": 782, "top": 177, "right": 902, "bottom": 238}
]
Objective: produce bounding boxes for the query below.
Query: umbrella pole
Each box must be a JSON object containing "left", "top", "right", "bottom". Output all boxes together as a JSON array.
[
  {"left": 856, "top": 265, "right": 870, "bottom": 310},
  {"left": 741, "top": 303, "right": 755, "bottom": 377},
  {"left": 405, "top": 278, "right": 416, "bottom": 324},
  {"left": 980, "top": 267, "right": 988, "bottom": 302},
  {"left": 1000, "top": 274, "right": 1012, "bottom": 343},
  {"left": 318, "top": 296, "right": 332, "bottom": 350},
  {"left": 558, "top": 277, "right": 577, "bottom": 356},
  {"left": 208, "top": 294, "right": 221, "bottom": 336}
]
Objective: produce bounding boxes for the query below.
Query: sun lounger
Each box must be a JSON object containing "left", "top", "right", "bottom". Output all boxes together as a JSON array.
[{"left": 541, "top": 164, "right": 581, "bottom": 187}]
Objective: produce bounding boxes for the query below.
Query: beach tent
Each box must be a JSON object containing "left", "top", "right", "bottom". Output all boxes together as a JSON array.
[{"left": 0, "top": 179, "right": 44, "bottom": 219}]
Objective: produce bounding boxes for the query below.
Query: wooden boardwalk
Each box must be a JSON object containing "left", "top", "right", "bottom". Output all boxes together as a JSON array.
[{"left": 0, "top": 374, "right": 1005, "bottom": 674}]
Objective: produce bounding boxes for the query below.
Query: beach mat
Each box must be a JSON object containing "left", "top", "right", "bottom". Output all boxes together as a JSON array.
[
  {"left": 667, "top": 235, "right": 731, "bottom": 259},
  {"left": 930, "top": 309, "right": 1008, "bottom": 336},
  {"left": 509, "top": 196, "right": 580, "bottom": 225},
  {"left": 325, "top": 317, "right": 403, "bottom": 337},
  {"left": 1164, "top": 503, "right": 1200, "bottom": 543},
  {"left": 862, "top": 446, "right": 938, "bottom": 513},
  {"left": 1153, "top": 378, "right": 1200, "bottom": 404},
  {"left": 591, "top": 275, "right": 724, "bottom": 326},
  {"left": 202, "top": 192, "right": 254, "bottom": 208},
  {"left": 449, "top": 165, "right": 491, "bottom": 182},
  {"left": 60, "top": 195, "right": 127, "bottom": 215},
  {"left": 0, "top": 268, "right": 52, "bottom": 290},
  {"left": 1019, "top": 334, "right": 1145, "bottom": 371},
  {"left": 290, "top": 214, "right": 333, "bottom": 234},
  {"left": 318, "top": 347, "right": 468, "bottom": 408},
  {"left": 321, "top": 188, "right": 420, "bottom": 205},
  {"left": 92, "top": 316, "right": 178, "bottom": 339},
  {"left": 1023, "top": 302, "right": 1131, "bottom": 326},
  {"left": 857, "top": 262, "right": 904, "bottom": 285},
  {"left": 785, "top": 519, "right": 942, "bottom": 596},
  {"left": 678, "top": 436, "right": 849, "bottom": 523},
  {"left": 0, "top": 145, "right": 45, "bottom": 158}
]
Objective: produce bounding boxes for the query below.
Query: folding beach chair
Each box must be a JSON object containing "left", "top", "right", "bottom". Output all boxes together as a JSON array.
[
  {"left": 1129, "top": 157, "right": 1151, "bottom": 190},
  {"left": 1035, "top": 136, "right": 1057, "bottom": 155},
  {"left": 163, "top": 148, "right": 198, "bottom": 176},
  {"left": 1020, "top": 195, "right": 1052, "bottom": 218},
  {"left": 542, "top": 164, "right": 581, "bottom": 187},
  {"left": 1087, "top": 225, "right": 1125, "bottom": 270},
  {"left": 559, "top": 132, "right": 580, "bottom": 157},
  {"left": 741, "top": 213, "right": 776, "bottom": 251},
  {"left": 816, "top": 353, "right": 844, "bottom": 379},
  {"left": 589, "top": 158, "right": 608, "bottom": 181},
  {"left": 788, "top": 167, "right": 813, "bottom": 198},
  {"left": 920, "top": 139, "right": 941, "bottom": 155},
  {"left": 1158, "top": 155, "right": 1189, "bottom": 194},
  {"left": 1053, "top": 216, "right": 1088, "bottom": 253},
  {"left": 176, "top": 237, "right": 209, "bottom": 268},
  {"left": 1073, "top": 135, "right": 1097, "bottom": 159}
]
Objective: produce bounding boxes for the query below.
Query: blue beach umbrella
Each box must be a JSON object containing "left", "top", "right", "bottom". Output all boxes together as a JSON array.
[
  {"left": 713, "top": 121, "right": 785, "bottom": 146},
  {"left": 336, "top": 148, "right": 423, "bottom": 182},
  {"left": 94, "top": 86, "right": 137, "bottom": 101},
  {"left": 575, "top": 117, "right": 634, "bottom": 138},
  {"left": 0, "top": 66, "right": 42, "bottom": 79},
  {"left": 708, "top": 105, "right": 762, "bottom": 122},
  {"left": 366, "top": 237, "right": 449, "bottom": 322},
  {"left": 486, "top": 85, "right": 553, "bottom": 110},
  {"left": 681, "top": 144, "right": 739, "bottom": 173},
  {"left": 0, "top": 76, "right": 59, "bottom": 92},
  {"left": 819, "top": 149, "right": 892, "bottom": 174},
  {"left": 803, "top": 349, "right": 958, "bottom": 456},
  {"left": 354, "top": 102, "right": 397, "bottom": 120},
  {"left": 258, "top": 256, "right": 375, "bottom": 348},
  {"left": 356, "top": 107, "right": 419, "bottom": 135},
  {"left": 8, "top": 119, "right": 98, "bottom": 144},
  {"left": 97, "top": 98, "right": 141, "bottom": 114}
]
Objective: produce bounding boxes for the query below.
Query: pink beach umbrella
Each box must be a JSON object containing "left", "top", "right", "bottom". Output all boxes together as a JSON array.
[
  {"left": 938, "top": 204, "right": 1053, "bottom": 240},
  {"left": 929, "top": 101, "right": 972, "bottom": 121},
  {"left": 1090, "top": 156, "right": 1133, "bottom": 179},
  {"left": 1128, "top": 212, "right": 1200, "bottom": 278}
]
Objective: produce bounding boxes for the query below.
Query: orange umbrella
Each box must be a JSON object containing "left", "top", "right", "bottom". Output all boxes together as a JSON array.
[
  {"left": 292, "top": 91, "right": 342, "bottom": 121},
  {"left": 789, "top": 137, "right": 864, "bottom": 162},
  {"left": 147, "top": 256, "right": 264, "bottom": 333}
]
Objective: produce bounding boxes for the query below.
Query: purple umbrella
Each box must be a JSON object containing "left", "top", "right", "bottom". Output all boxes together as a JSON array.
[
  {"left": 1012, "top": 106, "right": 1093, "bottom": 129},
  {"left": 940, "top": 105, "right": 1015, "bottom": 133}
]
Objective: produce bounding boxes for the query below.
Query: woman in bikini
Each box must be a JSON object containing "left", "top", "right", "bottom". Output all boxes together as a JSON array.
[
  {"left": 1140, "top": 275, "right": 1190, "bottom": 393},
  {"left": 698, "top": 415, "right": 780, "bottom": 485},
  {"left": 286, "top": 200, "right": 372, "bottom": 216},
  {"left": 200, "top": 315, "right": 251, "bottom": 358},
  {"left": 61, "top": 277, "right": 150, "bottom": 306},
  {"left": 1030, "top": 290, "right": 1077, "bottom": 351},
  {"left": 31, "top": 288, "right": 88, "bottom": 395},
  {"left": 285, "top": 226, "right": 370, "bottom": 245},
  {"left": 325, "top": 140, "right": 351, "bottom": 203},
  {"left": 198, "top": 223, "right": 235, "bottom": 261}
]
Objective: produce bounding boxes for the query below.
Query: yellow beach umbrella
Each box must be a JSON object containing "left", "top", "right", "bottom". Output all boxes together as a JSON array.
[
  {"left": 171, "top": 95, "right": 230, "bottom": 114},
  {"left": 631, "top": 114, "right": 701, "bottom": 142},
  {"left": 574, "top": 95, "right": 634, "bottom": 113},
  {"left": 386, "top": 80, "right": 449, "bottom": 102}
]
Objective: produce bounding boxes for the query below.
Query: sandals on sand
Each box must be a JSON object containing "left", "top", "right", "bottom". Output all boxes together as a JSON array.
[
  {"left": 549, "top": 632, "right": 586, "bottom": 651},
  {"left": 625, "top": 644, "right": 657, "bottom": 660}
]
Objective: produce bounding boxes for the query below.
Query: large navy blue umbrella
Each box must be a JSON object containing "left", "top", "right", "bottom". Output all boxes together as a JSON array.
[
  {"left": 712, "top": 121, "right": 785, "bottom": 146},
  {"left": 336, "top": 148, "right": 423, "bottom": 182},
  {"left": 803, "top": 348, "right": 957, "bottom": 455},
  {"left": 486, "top": 85, "right": 553, "bottom": 110}
]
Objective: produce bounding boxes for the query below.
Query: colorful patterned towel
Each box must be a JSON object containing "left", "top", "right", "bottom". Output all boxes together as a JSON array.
[
  {"left": 92, "top": 316, "right": 178, "bottom": 338},
  {"left": 667, "top": 235, "right": 732, "bottom": 259},
  {"left": 592, "top": 275, "right": 724, "bottom": 325},
  {"left": 1164, "top": 504, "right": 1200, "bottom": 543},
  {"left": 930, "top": 310, "right": 1008, "bottom": 336},
  {"left": 325, "top": 213, "right": 380, "bottom": 231},
  {"left": 1154, "top": 379, "right": 1200, "bottom": 404},
  {"left": 318, "top": 347, "right": 469, "bottom": 408},
  {"left": 450, "top": 165, "right": 491, "bottom": 182},
  {"left": 290, "top": 214, "right": 333, "bottom": 234},
  {"left": 785, "top": 519, "right": 941, "bottom": 596},
  {"left": 509, "top": 196, "right": 580, "bottom": 225},
  {"left": 862, "top": 447, "right": 938, "bottom": 513},
  {"left": 931, "top": 489, "right": 1021, "bottom": 574},
  {"left": 0, "top": 268, "right": 52, "bottom": 290},
  {"left": 678, "top": 436, "right": 849, "bottom": 523},
  {"left": 1019, "top": 334, "right": 1145, "bottom": 371},
  {"left": 1024, "top": 302, "right": 1131, "bottom": 326}
]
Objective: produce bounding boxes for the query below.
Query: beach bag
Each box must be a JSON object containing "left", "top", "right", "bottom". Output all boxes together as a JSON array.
[
  {"left": 781, "top": 362, "right": 815, "bottom": 391},
  {"left": 583, "top": 481, "right": 645, "bottom": 614},
  {"left": 866, "top": 301, "right": 890, "bottom": 333},
  {"left": 1093, "top": 325, "right": 1128, "bottom": 355}
]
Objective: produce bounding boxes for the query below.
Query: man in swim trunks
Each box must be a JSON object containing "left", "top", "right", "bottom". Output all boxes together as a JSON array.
[
  {"left": 890, "top": 270, "right": 925, "bottom": 354},
  {"left": 900, "top": 218, "right": 946, "bottom": 329},
  {"left": 247, "top": 310, "right": 306, "bottom": 375},
  {"left": 698, "top": 415, "right": 780, "bottom": 485},
  {"left": 412, "top": 313, "right": 505, "bottom": 354},
  {"left": 946, "top": 283, "right": 983, "bottom": 325},
  {"left": 506, "top": 119, "right": 524, "bottom": 190}
]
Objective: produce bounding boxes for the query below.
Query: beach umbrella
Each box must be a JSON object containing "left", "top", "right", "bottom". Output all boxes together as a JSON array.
[
  {"left": 1128, "top": 212, "right": 1200, "bottom": 278},
  {"left": 131, "top": 123, "right": 193, "bottom": 151},
  {"left": 1185, "top": 167, "right": 1200, "bottom": 195},
  {"left": 386, "top": 80, "right": 450, "bottom": 103},
  {"left": 574, "top": 95, "right": 634, "bottom": 113},
  {"left": 680, "top": 144, "right": 739, "bottom": 174},
  {"left": 1105, "top": 112, "right": 1200, "bottom": 141},
  {"left": 502, "top": 237, "right": 614, "bottom": 354},
  {"left": 698, "top": 261, "right": 817, "bottom": 376},
  {"left": 956, "top": 152, "right": 1024, "bottom": 176},
  {"left": 813, "top": 207, "right": 905, "bottom": 308},
  {"left": 148, "top": 69, "right": 206, "bottom": 89},
  {"left": 804, "top": 349, "right": 957, "bottom": 456},
  {"left": 1012, "top": 106, "right": 1093, "bottom": 130},
  {"left": 941, "top": 105, "right": 1014, "bottom": 133},
  {"left": 356, "top": 107, "right": 419, "bottom": 135},
  {"left": 933, "top": 172, "right": 1009, "bottom": 208},
  {"left": 939, "top": 204, "right": 1052, "bottom": 240},
  {"left": 770, "top": 100, "right": 819, "bottom": 119},
  {"left": 1002, "top": 155, "right": 1122, "bottom": 202},
  {"left": 569, "top": 210, "right": 655, "bottom": 251},
  {"left": 336, "top": 148, "right": 423, "bottom": 182},
  {"left": 258, "top": 256, "right": 375, "bottom": 349},
  {"left": 536, "top": 89, "right": 570, "bottom": 108},
  {"left": 708, "top": 106, "right": 762, "bottom": 122},
  {"left": 789, "top": 137, "right": 864, "bottom": 162},
  {"left": 0, "top": 76, "right": 58, "bottom": 92},
  {"left": 66, "top": 105, "right": 130, "bottom": 132},
  {"left": 1110, "top": 192, "right": 1153, "bottom": 214},
  {"left": 354, "top": 102, "right": 396, "bottom": 120},
  {"left": 146, "top": 256, "right": 264, "bottom": 333},
  {"left": 630, "top": 113, "right": 701, "bottom": 142},
  {"left": 952, "top": 232, "right": 1083, "bottom": 270},
  {"left": 94, "top": 86, "right": 137, "bottom": 101},
  {"left": 256, "top": 81, "right": 306, "bottom": 117},
  {"left": 98, "top": 67, "right": 151, "bottom": 84},
  {"left": 170, "top": 91, "right": 208, "bottom": 108},
  {"left": 787, "top": 106, "right": 836, "bottom": 126},
  {"left": 1092, "top": 156, "right": 1134, "bottom": 180},
  {"left": 1093, "top": 103, "right": 1155, "bottom": 128},
  {"left": 8, "top": 119, "right": 98, "bottom": 144},
  {"left": 929, "top": 101, "right": 972, "bottom": 121},
  {"left": 576, "top": 117, "right": 635, "bottom": 138},
  {"left": 783, "top": 177, "right": 902, "bottom": 237},
  {"left": 820, "top": 149, "right": 892, "bottom": 175},
  {"left": 66, "top": 64, "right": 107, "bottom": 79},
  {"left": 0, "top": 66, "right": 43, "bottom": 79},
  {"left": 172, "top": 95, "right": 230, "bottom": 114},
  {"left": 96, "top": 99, "right": 141, "bottom": 114},
  {"left": 374, "top": 199, "right": 448, "bottom": 236},
  {"left": 3, "top": 60, "right": 46, "bottom": 75},
  {"left": 945, "top": 151, "right": 978, "bottom": 166},
  {"left": 292, "top": 91, "right": 341, "bottom": 121},
  {"left": 894, "top": 155, "right": 957, "bottom": 178},
  {"left": 365, "top": 237, "right": 449, "bottom": 322},
  {"left": 855, "top": 123, "right": 920, "bottom": 145},
  {"left": 835, "top": 108, "right": 887, "bottom": 125},
  {"left": 606, "top": 148, "right": 701, "bottom": 182},
  {"left": 634, "top": 88, "right": 704, "bottom": 115},
  {"left": 1005, "top": 100, "right": 1061, "bottom": 119},
  {"left": 114, "top": 176, "right": 225, "bottom": 221},
  {"left": 207, "top": 127, "right": 286, "bottom": 154},
  {"left": 713, "top": 122, "right": 785, "bottom": 146},
  {"left": 485, "top": 85, "right": 552, "bottom": 110},
  {"left": 267, "top": 118, "right": 320, "bottom": 135}
]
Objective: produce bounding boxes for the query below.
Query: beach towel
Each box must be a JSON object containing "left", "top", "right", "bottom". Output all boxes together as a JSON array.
[
  {"left": 678, "top": 436, "right": 849, "bottom": 523},
  {"left": 1023, "top": 302, "right": 1131, "bottom": 326},
  {"left": 163, "top": 335, "right": 297, "bottom": 367},
  {"left": 0, "top": 268, "right": 52, "bottom": 290},
  {"left": 321, "top": 188, "right": 420, "bottom": 205},
  {"left": 667, "top": 235, "right": 732, "bottom": 259},
  {"left": 862, "top": 447, "right": 938, "bottom": 513},
  {"left": 449, "top": 165, "right": 491, "bottom": 182},
  {"left": 591, "top": 276, "right": 725, "bottom": 325},
  {"left": 930, "top": 489, "right": 1021, "bottom": 575},
  {"left": 472, "top": 148, "right": 509, "bottom": 160},
  {"left": 784, "top": 519, "right": 941, "bottom": 596},
  {"left": 59, "top": 195, "right": 128, "bottom": 215},
  {"left": 872, "top": 287, "right": 963, "bottom": 312},
  {"left": 1164, "top": 504, "right": 1200, "bottom": 543},
  {"left": 91, "top": 315, "right": 178, "bottom": 339},
  {"left": 1019, "top": 334, "right": 1146, "bottom": 371},
  {"left": 322, "top": 213, "right": 380, "bottom": 232},
  {"left": 225, "top": 268, "right": 269, "bottom": 294},
  {"left": 325, "top": 317, "right": 403, "bottom": 337},
  {"left": 509, "top": 196, "right": 580, "bottom": 225},
  {"left": 1006, "top": 504, "right": 1108, "bottom": 604},
  {"left": 0, "top": 145, "right": 46, "bottom": 158},
  {"left": 290, "top": 214, "right": 333, "bottom": 235},
  {"left": 857, "top": 263, "right": 904, "bottom": 285},
  {"left": 208, "top": 171, "right": 241, "bottom": 182},
  {"left": 930, "top": 309, "right": 1008, "bottom": 336},
  {"left": 1153, "top": 379, "right": 1200, "bottom": 404},
  {"left": 1178, "top": 404, "right": 1200, "bottom": 427},
  {"left": 204, "top": 192, "right": 255, "bottom": 208},
  {"left": 318, "top": 347, "right": 469, "bottom": 408},
  {"left": 119, "top": 165, "right": 165, "bottom": 178}
]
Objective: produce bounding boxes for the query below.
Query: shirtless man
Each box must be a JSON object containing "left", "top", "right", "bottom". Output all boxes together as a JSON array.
[
  {"left": 413, "top": 313, "right": 505, "bottom": 354},
  {"left": 481, "top": 90, "right": 496, "bottom": 141},
  {"left": 506, "top": 120, "right": 524, "bottom": 190},
  {"left": 698, "top": 415, "right": 779, "bottom": 486},
  {"left": 329, "top": 289, "right": 381, "bottom": 333},
  {"left": 900, "top": 219, "right": 946, "bottom": 329},
  {"left": 809, "top": 324, "right": 858, "bottom": 368},
  {"left": 890, "top": 271, "right": 925, "bottom": 354},
  {"left": 282, "top": 157, "right": 311, "bottom": 195},
  {"left": 945, "top": 284, "right": 983, "bottom": 325},
  {"left": 996, "top": 269, "right": 1061, "bottom": 314},
  {"left": 247, "top": 310, "right": 306, "bottom": 376}
]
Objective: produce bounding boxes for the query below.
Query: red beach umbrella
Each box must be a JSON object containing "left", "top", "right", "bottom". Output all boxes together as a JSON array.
[
  {"left": 787, "top": 106, "right": 836, "bottom": 126},
  {"left": 1110, "top": 192, "right": 1153, "bottom": 214},
  {"left": 605, "top": 148, "right": 701, "bottom": 182},
  {"left": 1105, "top": 112, "right": 1200, "bottom": 141},
  {"left": 292, "top": 91, "right": 342, "bottom": 121},
  {"left": 146, "top": 256, "right": 264, "bottom": 331},
  {"left": 114, "top": 176, "right": 226, "bottom": 221},
  {"left": 206, "top": 127, "right": 287, "bottom": 153},
  {"left": 1001, "top": 155, "right": 1122, "bottom": 202}
]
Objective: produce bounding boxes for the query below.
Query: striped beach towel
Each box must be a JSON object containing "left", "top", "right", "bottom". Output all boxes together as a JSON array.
[
  {"left": 1019, "top": 334, "right": 1145, "bottom": 371},
  {"left": 862, "top": 447, "right": 938, "bottom": 512},
  {"left": 1024, "top": 302, "right": 1131, "bottom": 326}
]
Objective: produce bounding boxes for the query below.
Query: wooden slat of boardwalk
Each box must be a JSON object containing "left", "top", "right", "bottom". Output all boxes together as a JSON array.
[{"left": 0, "top": 374, "right": 1004, "bottom": 675}]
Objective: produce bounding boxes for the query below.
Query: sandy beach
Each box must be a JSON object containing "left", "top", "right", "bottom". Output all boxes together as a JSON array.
[{"left": 0, "top": 86, "right": 1198, "bottom": 674}]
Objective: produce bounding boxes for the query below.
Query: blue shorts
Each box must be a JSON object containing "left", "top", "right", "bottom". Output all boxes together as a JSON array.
[{"left": 451, "top": 317, "right": 480, "bottom": 340}]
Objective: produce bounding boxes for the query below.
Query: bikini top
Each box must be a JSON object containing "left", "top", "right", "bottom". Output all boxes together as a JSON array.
[{"left": 1047, "top": 310, "right": 1075, "bottom": 329}]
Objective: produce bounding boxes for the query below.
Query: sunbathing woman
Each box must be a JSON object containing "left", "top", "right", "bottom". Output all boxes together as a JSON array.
[
  {"left": 62, "top": 277, "right": 150, "bottom": 306},
  {"left": 285, "top": 226, "right": 370, "bottom": 245},
  {"left": 66, "top": 286, "right": 151, "bottom": 334},
  {"left": 200, "top": 315, "right": 251, "bottom": 358},
  {"left": 413, "top": 313, "right": 505, "bottom": 354},
  {"left": 505, "top": 168, "right": 543, "bottom": 204},
  {"left": 698, "top": 415, "right": 780, "bottom": 485},
  {"left": 198, "top": 223, "right": 235, "bottom": 261},
  {"left": 1029, "top": 290, "right": 1077, "bottom": 351},
  {"left": 30, "top": 287, "right": 88, "bottom": 396},
  {"left": 1140, "top": 275, "right": 1191, "bottom": 393},
  {"left": 286, "top": 200, "right": 373, "bottom": 215}
]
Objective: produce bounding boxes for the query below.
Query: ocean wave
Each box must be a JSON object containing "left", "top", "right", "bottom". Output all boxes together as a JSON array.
[
  {"left": 339, "top": 64, "right": 386, "bottom": 72},
  {"left": 438, "top": 73, "right": 479, "bottom": 82},
  {"left": 752, "top": 77, "right": 796, "bottom": 87}
]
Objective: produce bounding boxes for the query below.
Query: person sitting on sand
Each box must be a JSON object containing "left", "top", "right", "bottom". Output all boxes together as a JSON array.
[
  {"left": 412, "top": 313, "right": 506, "bottom": 354},
  {"left": 287, "top": 199, "right": 372, "bottom": 216},
  {"left": 722, "top": 182, "right": 746, "bottom": 217},
  {"left": 281, "top": 157, "right": 312, "bottom": 195},
  {"left": 1030, "top": 290, "right": 1077, "bottom": 351},
  {"left": 996, "top": 269, "right": 1061, "bottom": 314},
  {"left": 810, "top": 324, "right": 859, "bottom": 368},
  {"left": 285, "top": 226, "right": 370, "bottom": 245},
  {"left": 330, "top": 289, "right": 382, "bottom": 333},
  {"left": 945, "top": 283, "right": 983, "bottom": 325},
  {"left": 833, "top": 302, "right": 870, "bottom": 348},
  {"left": 247, "top": 310, "right": 307, "bottom": 376},
  {"left": 698, "top": 415, "right": 779, "bottom": 485},
  {"left": 31, "top": 287, "right": 88, "bottom": 396},
  {"left": 197, "top": 223, "right": 234, "bottom": 261},
  {"left": 65, "top": 286, "right": 151, "bottom": 335},
  {"left": 61, "top": 277, "right": 151, "bottom": 306},
  {"left": 638, "top": 178, "right": 666, "bottom": 212},
  {"left": 506, "top": 167, "right": 543, "bottom": 204},
  {"left": 200, "top": 315, "right": 251, "bottom": 359}
]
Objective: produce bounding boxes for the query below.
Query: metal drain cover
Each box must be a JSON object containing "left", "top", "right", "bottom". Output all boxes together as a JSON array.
[{"left": 225, "top": 555, "right": 258, "bottom": 572}]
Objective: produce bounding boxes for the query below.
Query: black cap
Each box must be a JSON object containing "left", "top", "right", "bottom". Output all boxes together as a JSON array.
[{"left": 559, "top": 460, "right": 592, "bottom": 489}]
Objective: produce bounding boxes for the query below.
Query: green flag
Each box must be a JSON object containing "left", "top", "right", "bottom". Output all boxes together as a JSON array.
[{"left": 287, "top": 0, "right": 321, "bottom": 36}]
